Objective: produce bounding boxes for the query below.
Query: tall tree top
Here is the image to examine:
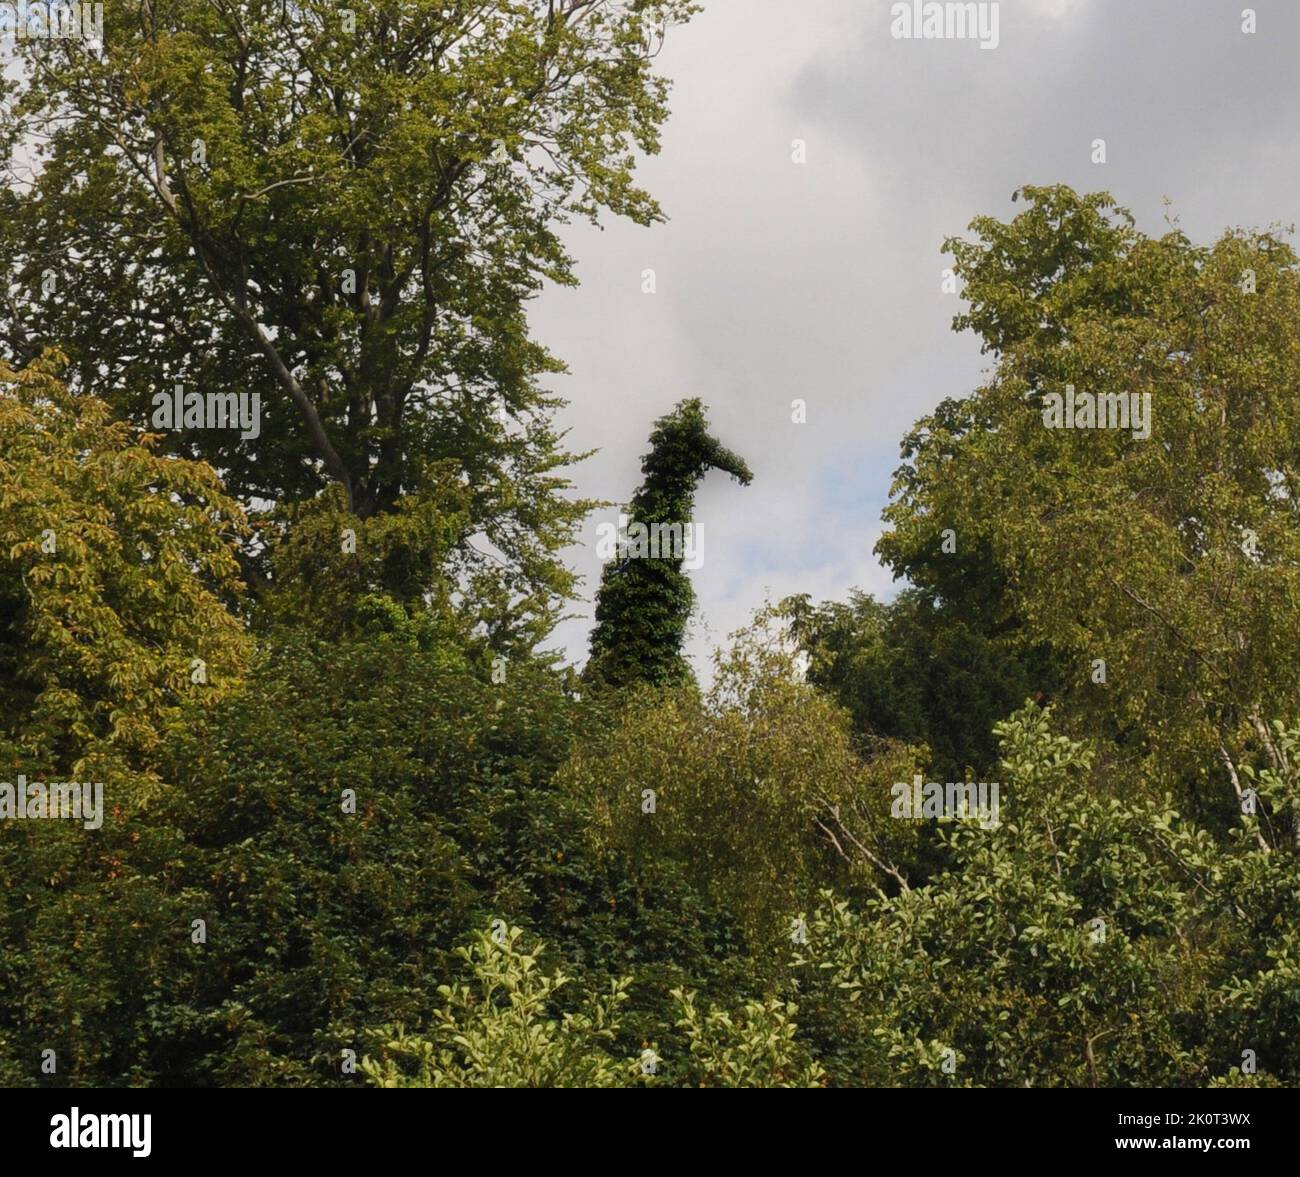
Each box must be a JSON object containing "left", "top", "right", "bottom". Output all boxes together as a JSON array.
[{"left": 0, "top": 0, "right": 700, "bottom": 641}]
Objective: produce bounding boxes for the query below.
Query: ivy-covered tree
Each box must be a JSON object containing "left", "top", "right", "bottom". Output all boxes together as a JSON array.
[{"left": 586, "top": 398, "right": 751, "bottom": 687}]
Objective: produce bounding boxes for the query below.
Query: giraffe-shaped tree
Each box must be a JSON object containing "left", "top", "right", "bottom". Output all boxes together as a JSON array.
[{"left": 586, "top": 398, "right": 751, "bottom": 687}]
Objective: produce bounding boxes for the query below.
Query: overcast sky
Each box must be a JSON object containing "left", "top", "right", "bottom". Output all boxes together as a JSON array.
[{"left": 534, "top": 0, "right": 1300, "bottom": 678}]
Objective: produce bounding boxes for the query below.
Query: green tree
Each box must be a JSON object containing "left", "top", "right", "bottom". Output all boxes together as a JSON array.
[
  {"left": 0, "top": 351, "right": 249, "bottom": 770},
  {"left": 671, "top": 987, "right": 823, "bottom": 1088},
  {"left": 361, "top": 924, "right": 643, "bottom": 1088},
  {"left": 586, "top": 397, "right": 751, "bottom": 687},
  {"left": 0, "top": 0, "right": 697, "bottom": 629},
  {"left": 792, "top": 705, "right": 1300, "bottom": 1088},
  {"left": 878, "top": 185, "right": 1300, "bottom": 839},
  {"left": 362, "top": 924, "right": 827, "bottom": 1088},
  {"left": 567, "top": 614, "right": 916, "bottom": 945},
  {"left": 784, "top": 587, "right": 1061, "bottom": 783},
  {"left": 153, "top": 620, "right": 593, "bottom": 1086},
  {"left": 0, "top": 354, "right": 250, "bottom": 1086}
]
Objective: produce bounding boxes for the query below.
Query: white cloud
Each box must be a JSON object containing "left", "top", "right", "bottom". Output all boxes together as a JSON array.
[{"left": 533, "top": 0, "right": 1300, "bottom": 683}]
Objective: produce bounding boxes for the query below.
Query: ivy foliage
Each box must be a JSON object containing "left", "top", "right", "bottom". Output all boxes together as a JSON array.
[{"left": 586, "top": 397, "right": 751, "bottom": 688}]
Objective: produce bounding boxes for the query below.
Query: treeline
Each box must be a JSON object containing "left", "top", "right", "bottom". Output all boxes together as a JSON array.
[{"left": 0, "top": 3, "right": 1296, "bottom": 1086}]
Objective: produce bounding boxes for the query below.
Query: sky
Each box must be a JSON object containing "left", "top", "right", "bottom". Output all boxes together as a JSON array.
[{"left": 531, "top": 0, "right": 1300, "bottom": 679}]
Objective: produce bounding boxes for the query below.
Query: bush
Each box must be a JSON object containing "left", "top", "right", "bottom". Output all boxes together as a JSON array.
[{"left": 790, "top": 705, "right": 1300, "bottom": 1087}]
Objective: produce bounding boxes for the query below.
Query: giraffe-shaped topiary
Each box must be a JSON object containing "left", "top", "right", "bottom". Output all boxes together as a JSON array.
[{"left": 586, "top": 398, "right": 751, "bottom": 687}]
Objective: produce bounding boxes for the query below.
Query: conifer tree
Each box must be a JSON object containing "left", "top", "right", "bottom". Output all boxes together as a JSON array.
[{"left": 587, "top": 398, "right": 751, "bottom": 687}]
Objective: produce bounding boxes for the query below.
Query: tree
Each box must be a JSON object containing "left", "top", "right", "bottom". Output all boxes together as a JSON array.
[
  {"left": 0, "top": 0, "right": 697, "bottom": 628},
  {"left": 0, "top": 351, "right": 249, "bottom": 770},
  {"left": 361, "top": 923, "right": 826, "bottom": 1088},
  {"left": 792, "top": 705, "right": 1300, "bottom": 1088},
  {"left": 784, "top": 587, "right": 1061, "bottom": 783},
  {"left": 361, "top": 924, "right": 643, "bottom": 1088},
  {"left": 586, "top": 397, "right": 751, "bottom": 687},
  {"left": 671, "top": 987, "right": 823, "bottom": 1088},
  {"left": 152, "top": 615, "right": 600, "bottom": 1086},
  {"left": 0, "top": 353, "right": 250, "bottom": 1087},
  {"left": 878, "top": 185, "right": 1300, "bottom": 839},
  {"left": 566, "top": 614, "right": 915, "bottom": 945}
]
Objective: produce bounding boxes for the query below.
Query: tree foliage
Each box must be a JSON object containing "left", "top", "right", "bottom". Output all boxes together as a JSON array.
[
  {"left": 0, "top": 0, "right": 697, "bottom": 631},
  {"left": 361, "top": 923, "right": 824, "bottom": 1088},
  {"left": 361, "top": 924, "right": 643, "bottom": 1089},
  {"left": 878, "top": 185, "right": 1300, "bottom": 838},
  {"left": 791, "top": 705, "right": 1299, "bottom": 1088},
  {"left": 784, "top": 587, "right": 1060, "bottom": 783},
  {"left": 0, "top": 352, "right": 250, "bottom": 770},
  {"left": 567, "top": 615, "right": 918, "bottom": 944},
  {"left": 3, "top": 162, "right": 1298, "bottom": 1092}
]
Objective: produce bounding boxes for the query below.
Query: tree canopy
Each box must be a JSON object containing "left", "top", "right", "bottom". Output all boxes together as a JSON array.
[
  {"left": 0, "top": 6, "right": 1296, "bottom": 1094},
  {"left": 0, "top": 0, "right": 697, "bottom": 632},
  {"left": 868, "top": 186, "right": 1300, "bottom": 844}
]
